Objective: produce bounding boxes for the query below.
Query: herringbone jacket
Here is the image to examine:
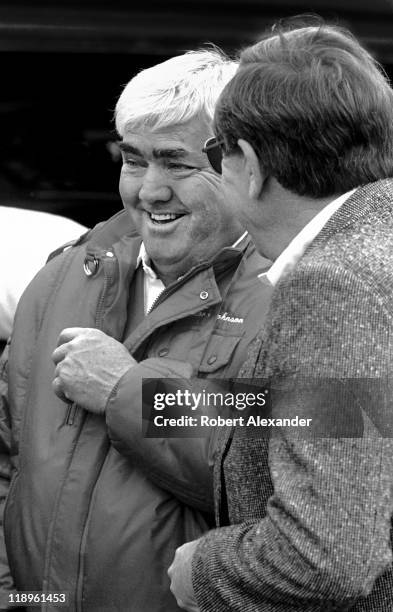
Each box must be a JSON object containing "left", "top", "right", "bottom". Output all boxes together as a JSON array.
[{"left": 193, "top": 179, "right": 393, "bottom": 611}]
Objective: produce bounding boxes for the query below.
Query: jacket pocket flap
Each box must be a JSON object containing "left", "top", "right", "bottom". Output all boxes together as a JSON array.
[{"left": 199, "top": 334, "right": 241, "bottom": 373}]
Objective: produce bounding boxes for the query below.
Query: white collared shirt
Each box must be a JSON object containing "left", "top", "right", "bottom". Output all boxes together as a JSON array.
[
  {"left": 137, "top": 231, "right": 248, "bottom": 314},
  {"left": 262, "top": 189, "right": 356, "bottom": 287}
]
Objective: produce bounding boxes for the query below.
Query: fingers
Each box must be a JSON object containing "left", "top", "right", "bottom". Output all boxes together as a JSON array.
[
  {"left": 52, "top": 327, "right": 100, "bottom": 406},
  {"left": 56, "top": 327, "right": 87, "bottom": 347},
  {"left": 52, "top": 343, "right": 69, "bottom": 365},
  {"left": 52, "top": 376, "right": 71, "bottom": 403},
  {"left": 53, "top": 328, "right": 84, "bottom": 365},
  {"left": 53, "top": 327, "right": 97, "bottom": 364}
]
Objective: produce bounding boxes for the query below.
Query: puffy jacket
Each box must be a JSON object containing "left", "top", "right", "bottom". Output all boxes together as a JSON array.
[{"left": 0, "top": 210, "right": 272, "bottom": 611}]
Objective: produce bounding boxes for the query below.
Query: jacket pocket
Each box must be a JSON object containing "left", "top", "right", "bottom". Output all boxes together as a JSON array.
[{"left": 198, "top": 333, "right": 241, "bottom": 374}]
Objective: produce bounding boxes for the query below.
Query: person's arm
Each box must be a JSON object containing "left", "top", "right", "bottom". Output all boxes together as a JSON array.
[
  {"left": 105, "top": 356, "right": 222, "bottom": 513},
  {"left": 52, "top": 329, "right": 216, "bottom": 514},
  {"left": 0, "top": 345, "right": 20, "bottom": 610},
  {"left": 192, "top": 437, "right": 393, "bottom": 611},
  {"left": 179, "top": 266, "right": 393, "bottom": 611}
]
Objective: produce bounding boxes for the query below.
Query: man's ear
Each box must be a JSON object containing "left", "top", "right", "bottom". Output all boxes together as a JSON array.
[{"left": 237, "top": 139, "right": 263, "bottom": 199}]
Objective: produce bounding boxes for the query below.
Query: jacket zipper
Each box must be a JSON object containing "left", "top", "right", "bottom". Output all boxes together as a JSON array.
[
  {"left": 147, "top": 260, "right": 214, "bottom": 314},
  {"left": 147, "top": 246, "right": 244, "bottom": 314},
  {"left": 65, "top": 402, "right": 78, "bottom": 425}
]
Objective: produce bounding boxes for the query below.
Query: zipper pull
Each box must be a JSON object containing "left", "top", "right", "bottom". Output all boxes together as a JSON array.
[{"left": 65, "top": 402, "right": 79, "bottom": 426}]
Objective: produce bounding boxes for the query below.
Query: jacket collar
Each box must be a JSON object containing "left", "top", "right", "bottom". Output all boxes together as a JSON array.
[
  {"left": 84, "top": 209, "right": 139, "bottom": 251},
  {"left": 85, "top": 209, "right": 253, "bottom": 277}
]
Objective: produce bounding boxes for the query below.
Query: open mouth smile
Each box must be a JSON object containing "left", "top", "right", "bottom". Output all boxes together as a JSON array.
[{"left": 148, "top": 212, "right": 186, "bottom": 224}]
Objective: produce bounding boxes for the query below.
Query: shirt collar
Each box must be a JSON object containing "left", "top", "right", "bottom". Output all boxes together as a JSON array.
[
  {"left": 263, "top": 188, "right": 357, "bottom": 287},
  {"left": 231, "top": 230, "right": 248, "bottom": 249},
  {"left": 136, "top": 242, "right": 158, "bottom": 280}
]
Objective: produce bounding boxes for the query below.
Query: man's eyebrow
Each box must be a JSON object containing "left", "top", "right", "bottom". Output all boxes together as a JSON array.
[
  {"left": 117, "top": 143, "right": 196, "bottom": 160},
  {"left": 153, "top": 148, "right": 189, "bottom": 159},
  {"left": 117, "top": 142, "right": 142, "bottom": 156}
]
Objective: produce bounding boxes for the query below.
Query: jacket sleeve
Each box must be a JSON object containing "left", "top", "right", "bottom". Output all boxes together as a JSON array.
[
  {"left": 105, "top": 357, "right": 218, "bottom": 514},
  {"left": 191, "top": 266, "right": 393, "bottom": 611},
  {"left": 0, "top": 345, "right": 19, "bottom": 609}
]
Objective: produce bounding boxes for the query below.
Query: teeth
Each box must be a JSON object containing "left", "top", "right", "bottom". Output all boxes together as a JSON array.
[{"left": 150, "top": 212, "right": 180, "bottom": 221}]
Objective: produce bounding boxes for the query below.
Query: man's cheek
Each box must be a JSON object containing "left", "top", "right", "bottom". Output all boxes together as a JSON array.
[
  {"left": 188, "top": 211, "right": 214, "bottom": 241},
  {"left": 119, "top": 178, "right": 137, "bottom": 206}
]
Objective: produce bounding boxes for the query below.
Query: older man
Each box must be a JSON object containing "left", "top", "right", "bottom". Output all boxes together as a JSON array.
[
  {"left": 0, "top": 50, "right": 272, "bottom": 610},
  {"left": 169, "top": 22, "right": 393, "bottom": 612}
]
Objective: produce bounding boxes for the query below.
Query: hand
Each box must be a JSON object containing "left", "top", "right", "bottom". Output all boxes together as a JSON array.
[
  {"left": 52, "top": 327, "right": 136, "bottom": 413},
  {"left": 168, "top": 539, "right": 201, "bottom": 612}
]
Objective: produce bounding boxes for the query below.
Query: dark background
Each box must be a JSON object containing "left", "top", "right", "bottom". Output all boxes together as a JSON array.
[{"left": 1, "top": 0, "right": 393, "bottom": 227}]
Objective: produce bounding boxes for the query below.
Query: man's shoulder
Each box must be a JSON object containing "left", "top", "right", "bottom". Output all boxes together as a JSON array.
[
  {"left": 353, "top": 177, "right": 393, "bottom": 205},
  {"left": 17, "top": 210, "right": 139, "bottom": 313},
  {"left": 328, "top": 178, "right": 393, "bottom": 244},
  {"left": 294, "top": 179, "right": 393, "bottom": 284},
  {"left": 46, "top": 209, "right": 140, "bottom": 261}
]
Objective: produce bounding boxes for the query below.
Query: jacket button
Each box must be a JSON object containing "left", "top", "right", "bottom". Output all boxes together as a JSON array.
[
  {"left": 158, "top": 348, "right": 169, "bottom": 357},
  {"left": 207, "top": 355, "right": 217, "bottom": 365},
  {"left": 200, "top": 291, "right": 209, "bottom": 300}
]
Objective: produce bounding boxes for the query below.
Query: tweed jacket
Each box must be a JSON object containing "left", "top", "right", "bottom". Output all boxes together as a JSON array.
[{"left": 192, "top": 178, "right": 393, "bottom": 611}]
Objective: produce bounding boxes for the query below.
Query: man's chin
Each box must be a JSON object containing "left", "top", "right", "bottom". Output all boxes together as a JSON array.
[
  {"left": 146, "top": 250, "right": 192, "bottom": 283},
  {"left": 144, "top": 246, "right": 187, "bottom": 270}
]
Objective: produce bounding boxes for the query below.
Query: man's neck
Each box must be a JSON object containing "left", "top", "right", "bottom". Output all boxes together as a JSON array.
[
  {"left": 149, "top": 262, "right": 182, "bottom": 287},
  {"left": 251, "top": 181, "right": 341, "bottom": 261},
  {"left": 150, "top": 230, "right": 246, "bottom": 286}
]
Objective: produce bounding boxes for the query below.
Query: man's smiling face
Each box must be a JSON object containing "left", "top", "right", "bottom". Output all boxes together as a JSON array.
[{"left": 119, "top": 116, "right": 242, "bottom": 281}]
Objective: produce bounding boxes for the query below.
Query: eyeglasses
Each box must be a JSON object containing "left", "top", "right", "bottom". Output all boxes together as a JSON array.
[{"left": 202, "top": 136, "right": 225, "bottom": 174}]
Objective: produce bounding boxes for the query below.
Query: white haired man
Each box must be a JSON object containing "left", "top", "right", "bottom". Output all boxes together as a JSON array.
[{"left": 0, "top": 51, "right": 271, "bottom": 610}]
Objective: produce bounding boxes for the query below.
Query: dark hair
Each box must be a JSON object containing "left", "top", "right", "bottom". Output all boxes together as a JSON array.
[{"left": 214, "top": 21, "right": 393, "bottom": 197}]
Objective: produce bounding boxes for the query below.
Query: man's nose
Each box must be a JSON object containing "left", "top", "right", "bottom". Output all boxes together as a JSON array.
[{"left": 139, "top": 166, "right": 172, "bottom": 205}]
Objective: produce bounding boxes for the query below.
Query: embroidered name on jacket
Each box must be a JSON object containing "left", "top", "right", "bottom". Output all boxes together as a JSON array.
[{"left": 217, "top": 312, "right": 244, "bottom": 324}]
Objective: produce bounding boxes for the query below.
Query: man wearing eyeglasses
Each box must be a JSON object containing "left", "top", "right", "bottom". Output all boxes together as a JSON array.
[
  {"left": 0, "top": 50, "right": 272, "bottom": 610},
  {"left": 169, "top": 21, "right": 393, "bottom": 612}
]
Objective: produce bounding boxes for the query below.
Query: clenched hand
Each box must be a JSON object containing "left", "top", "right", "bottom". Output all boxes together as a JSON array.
[{"left": 52, "top": 327, "right": 135, "bottom": 413}]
